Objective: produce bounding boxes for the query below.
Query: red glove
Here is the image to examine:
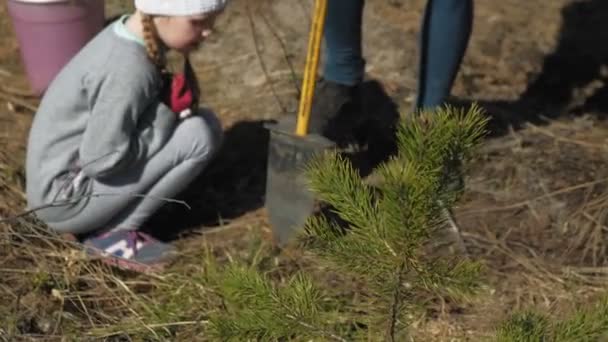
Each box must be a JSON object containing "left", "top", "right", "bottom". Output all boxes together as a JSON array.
[{"left": 164, "top": 72, "right": 193, "bottom": 116}]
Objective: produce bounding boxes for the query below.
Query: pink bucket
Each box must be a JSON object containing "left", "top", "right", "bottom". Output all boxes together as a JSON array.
[{"left": 7, "top": 0, "right": 105, "bottom": 96}]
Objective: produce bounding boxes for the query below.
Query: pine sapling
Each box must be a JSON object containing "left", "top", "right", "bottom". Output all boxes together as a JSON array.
[{"left": 303, "top": 104, "right": 489, "bottom": 340}]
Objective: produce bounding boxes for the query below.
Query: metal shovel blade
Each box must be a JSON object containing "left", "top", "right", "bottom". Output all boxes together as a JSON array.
[{"left": 265, "top": 118, "right": 334, "bottom": 246}]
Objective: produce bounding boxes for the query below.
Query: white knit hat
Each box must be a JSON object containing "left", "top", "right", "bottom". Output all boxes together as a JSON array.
[{"left": 135, "top": 0, "right": 227, "bottom": 16}]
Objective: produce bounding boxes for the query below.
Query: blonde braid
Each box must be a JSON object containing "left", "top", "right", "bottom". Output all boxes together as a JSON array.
[
  {"left": 141, "top": 15, "right": 199, "bottom": 112},
  {"left": 141, "top": 14, "right": 166, "bottom": 70}
]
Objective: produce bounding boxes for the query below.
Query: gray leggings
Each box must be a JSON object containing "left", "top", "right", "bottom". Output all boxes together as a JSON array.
[{"left": 43, "top": 109, "right": 223, "bottom": 235}]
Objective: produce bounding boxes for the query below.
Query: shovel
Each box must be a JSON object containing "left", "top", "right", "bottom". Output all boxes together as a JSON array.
[{"left": 264, "top": 0, "right": 334, "bottom": 246}]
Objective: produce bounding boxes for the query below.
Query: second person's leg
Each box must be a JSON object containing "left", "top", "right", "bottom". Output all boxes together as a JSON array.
[
  {"left": 322, "top": 0, "right": 366, "bottom": 86},
  {"left": 308, "top": 0, "right": 365, "bottom": 137},
  {"left": 416, "top": 0, "right": 474, "bottom": 110}
]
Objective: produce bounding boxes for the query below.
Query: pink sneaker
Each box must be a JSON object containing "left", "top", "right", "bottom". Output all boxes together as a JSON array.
[{"left": 83, "top": 230, "right": 177, "bottom": 273}]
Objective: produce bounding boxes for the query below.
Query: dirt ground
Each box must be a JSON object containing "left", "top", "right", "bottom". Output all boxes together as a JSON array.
[{"left": 3, "top": 0, "right": 608, "bottom": 340}]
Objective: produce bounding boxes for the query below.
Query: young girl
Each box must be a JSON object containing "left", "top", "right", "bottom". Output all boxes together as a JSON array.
[{"left": 25, "top": 0, "right": 228, "bottom": 272}]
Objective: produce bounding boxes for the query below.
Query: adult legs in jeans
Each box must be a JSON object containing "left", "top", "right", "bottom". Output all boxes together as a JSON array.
[
  {"left": 416, "top": 0, "right": 474, "bottom": 109},
  {"left": 308, "top": 0, "right": 473, "bottom": 165},
  {"left": 318, "top": 0, "right": 474, "bottom": 115},
  {"left": 45, "top": 109, "right": 223, "bottom": 236},
  {"left": 322, "top": 0, "right": 366, "bottom": 87}
]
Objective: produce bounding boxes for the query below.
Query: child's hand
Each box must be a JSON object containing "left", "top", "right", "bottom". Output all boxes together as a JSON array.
[{"left": 164, "top": 72, "right": 193, "bottom": 119}]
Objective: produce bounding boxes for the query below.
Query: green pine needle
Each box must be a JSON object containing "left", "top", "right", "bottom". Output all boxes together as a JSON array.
[
  {"left": 209, "top": 264, "right": 328, "bottom": 341},
  {"left": 415, "top": 259, "right": 483, "bottom": 300},
  {"left": 306, "top": 151, "right": 379, "bottom": 231},
  {"left": 496, "top": 296, "right": 608, "bottom": 341},
  {"left": 496, "top": 311, "right": 550, "bottom": 342}
]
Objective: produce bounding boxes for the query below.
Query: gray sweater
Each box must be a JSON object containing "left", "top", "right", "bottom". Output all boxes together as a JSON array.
[{"left": 26, "top": 21, "right": 177, "bottom": 222}]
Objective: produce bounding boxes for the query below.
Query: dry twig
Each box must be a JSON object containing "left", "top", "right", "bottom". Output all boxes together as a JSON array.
[
  {"left": 245, "top": 3, "right": 288, "bottom": 113},
  {"left": 459, "top": 178, "right": 608, "bottom": 216},
  {"left": 0, "top": 91, "right": 38, "bottom": 113}
]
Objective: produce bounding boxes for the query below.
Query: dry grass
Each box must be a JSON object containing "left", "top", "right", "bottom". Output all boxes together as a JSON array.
[{"left": 3, "top": 115, "right": 608, "bottom": 341}]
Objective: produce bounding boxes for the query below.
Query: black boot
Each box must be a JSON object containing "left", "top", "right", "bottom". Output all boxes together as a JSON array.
[
  {"left": 310, "top": 78, "right": 402, "bottom": 165},
  {"left": 308, "top": 78, "right": 363, "bottom": 145},
  {"left": 355, "top": 80, "right": 400, "bottom": 167}
]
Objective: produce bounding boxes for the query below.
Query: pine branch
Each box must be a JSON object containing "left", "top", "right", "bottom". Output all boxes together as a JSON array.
[
  {"left": 208, "top": 264, "right": 338, "bottom": 341},
  {"left": 315, "top": 234, "right": 401, "bottom": 281},
  {"left": 375, "top": 160, "right": 440, "bottom": 249},
  {"left": 306, "top": 152, "right": 379, "bottom": 232},
  {"left": 304, "top": 215, "right": 403, "bottom": 290},
  {"left": 415, "top": 259, "right": 482, "bottom": 301},
  {"left": 387, "top": 261, "right": 406, "bottom": 342},
  {"left": 496, "top": 296, "right": 608, "bottom": 341},
  {"left": 394, "top": 104, "right": 488, "bottom": 204}
]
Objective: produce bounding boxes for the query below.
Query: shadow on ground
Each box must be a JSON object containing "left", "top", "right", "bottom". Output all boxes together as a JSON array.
[
  {"left": 146, "top": 79, "right": 401, "bottom": 241},
  {"left": 146, "top": 119, "right": 272, "bottom": 241},
  {"left": 457, "top": 0, "right": 608, "bottom": 136}
]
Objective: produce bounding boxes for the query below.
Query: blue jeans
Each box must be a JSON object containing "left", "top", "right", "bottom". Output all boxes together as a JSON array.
[{"left": 323, "top": 0, "right": 473, "bottom": 109}]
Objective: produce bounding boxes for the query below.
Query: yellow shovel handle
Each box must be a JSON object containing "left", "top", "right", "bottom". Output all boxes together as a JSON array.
[{"left": 295, "top": 0, "right": 328, "bottom": 136}]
